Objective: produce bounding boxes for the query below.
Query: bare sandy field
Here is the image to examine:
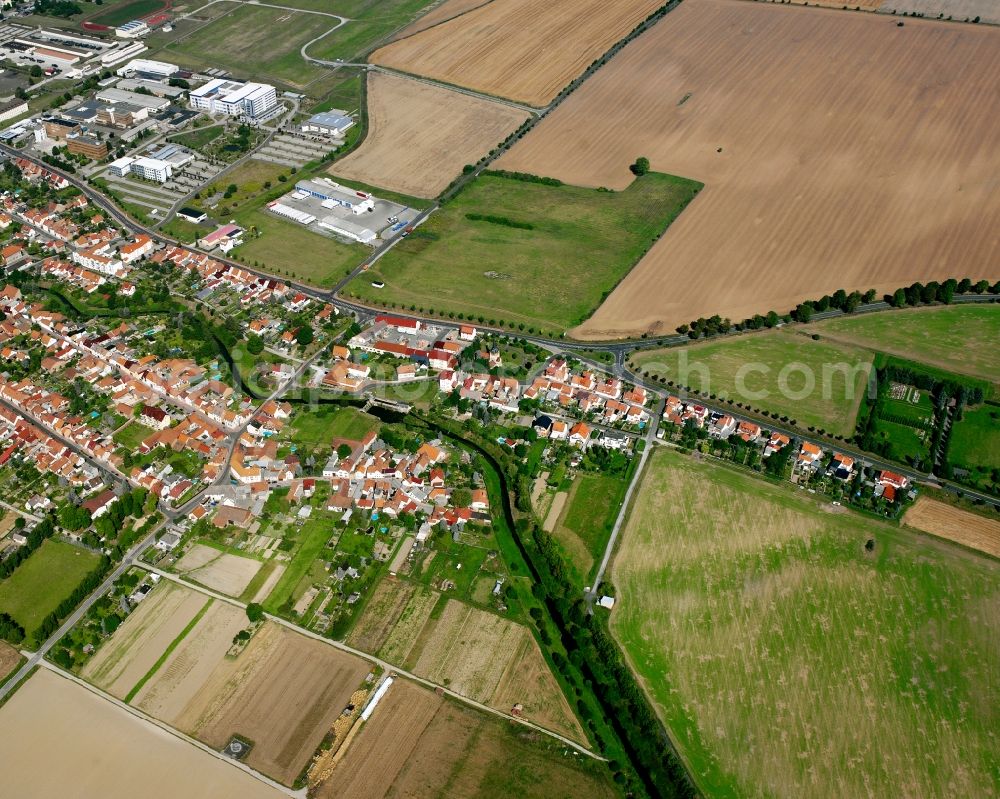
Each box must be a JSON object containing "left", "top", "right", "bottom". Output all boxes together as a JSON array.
[
  {"left": 319, "top": 679, "right": 616, "bottom": 799},
  {"left": 331, "top": 72, "right": 526, "bottom": 198},
  {"left": 542, "top": 491, "right": 567, "bottom": 532},
  {"left": 0, "top": 669, "right": 285, "bottom": 799},
  {"left": 133, "top": 599, "right": 246, "bottom": 720},
  {"left": 315, "top": 678, "right": 443, "bottom": 799},
  {"left": 176, "top": 621, "right": 371, "bottom": 785},
  {"left": 371, "top": 0, "right": 664, "bottom": 107},
  {"left": 391, "top": 0, "right": 494, "bottom": 40},
  {"left": 251, "top": 562, "right": 285, "bottom": 604},
  {"left": 496, "top": 0, "right": 1000, "bottom": 338},
  {"left": 904, "top": 497, "right": 1000, "bottom": 558},
  {"left": 176, "top": 543, "right": 262, "bottom": 597},
  {"left": 81, "top": 582, "right": 206, "bottom": 699}
]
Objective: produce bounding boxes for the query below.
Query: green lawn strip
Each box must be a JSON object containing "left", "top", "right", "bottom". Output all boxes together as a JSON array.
[
  {"left": 239, "top": 559, "right": 278, "bottom": 603},
  {"left": 634, "top": 328, "right": 873, "bottom": 437},
  {"left": 0, "top": 540, "right": 100, "bottom": 644},
  {"left": 123, "top": 597, "right": 213, "bottom": 703},
  {"left": 346, "top": 171, "right": 701, "bottom": 335},
  {"left": 262, "top": 517, "right": 332, "bottom": 613},
  {"left": 306, "top": 0, "right": 435, "bottom": 61},
  {"left": 814, "top": 305, "right": 1000, "bottom": 385}
]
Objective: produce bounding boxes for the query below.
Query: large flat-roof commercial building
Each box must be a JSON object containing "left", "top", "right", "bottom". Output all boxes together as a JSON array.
[
  {"left": 300, "top": 110, "right": 354, "bottom": 138},
  {"left": 116, "top": 58, "right": 178, "bottom": 79},
  {"left": 95, "top": 87, "right": 171, "bottom": 112},
  {"left": 130, "top": 156, "right": 173, "bottom": 182},
  {"left": 189, "top": 79, "right": 277, "bottom": 119}
]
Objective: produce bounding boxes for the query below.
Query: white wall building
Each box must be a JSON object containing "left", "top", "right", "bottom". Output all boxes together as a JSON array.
[
  {"left": 108, "top": 156, "right": 135, "bottom": 177},
  {"left": 189, "top": 78, "right": 277, "bottom": 119},
  {"left": 116, "top": 58, "right": 177, "bottom": 78},
  {"left": 130, "top": 157, "right": 172, "bottom": 182},
  {"left": 115, "top": 20, "right": 150, "bottom": 39}
]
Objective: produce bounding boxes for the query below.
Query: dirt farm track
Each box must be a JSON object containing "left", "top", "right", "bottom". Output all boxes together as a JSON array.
[{"left": 495, "top": 0, "right": 1000, "bottom": 338}]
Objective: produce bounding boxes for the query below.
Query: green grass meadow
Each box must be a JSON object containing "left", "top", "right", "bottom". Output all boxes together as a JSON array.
[
  {"left": 347, "top": 172, "right": 702, "bottom": 335},
  {"left": 163, "top": 5, "right": 334, "bottom": 87},
  {"left": 0, "top": 540, "right": 100, "bottom": 644},
  {"left": 814, "top": 305, "right": 1000, "bottom": 385},
  {"left": 611, "top": 448, "right": 1000, "bottom": 798},
  {"left": 632, "top": 329, "right": 874, "bottom": 436},
  {"left": 288, "top": 406, "right": 380, "bottom": 447},
  {"left": 948, "top": 404, "right": 1000, "bottom": 494},
  {"left": 551, "top": 473, "right": 624, "bottom": 584}
]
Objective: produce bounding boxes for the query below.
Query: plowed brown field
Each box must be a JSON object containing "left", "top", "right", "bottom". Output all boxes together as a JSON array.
[
  {"left": 174, "top": 622, "right": 370, "bottom": 785},
  {"left": 330, "top": 72, "right": 526, "bottom": 198},
  {"left": 371, "top": 0, "right": 664, "bottom": 106},
  {"left": 316, "top": 679, "right": 617, "bottom": 799},
  {"left": 904, "top": 497, "right": 1000, "bottom": 558},
  {"left": 496, "top": 0, "right": 1000, "bottom": 338}
]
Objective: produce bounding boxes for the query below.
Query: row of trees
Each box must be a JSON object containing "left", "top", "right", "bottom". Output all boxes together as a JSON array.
[
  {"left": 675, "top": 278, "right": 1000, "bottom": 342},
  {"left": 0, "top": 517, "right": 55, "bottom": 580},
  {"left": 424, "top": 412, "right": 696, "bottom": 797},
  {"left": 33, "top": 555, "right": 112, "bottom": 643}
]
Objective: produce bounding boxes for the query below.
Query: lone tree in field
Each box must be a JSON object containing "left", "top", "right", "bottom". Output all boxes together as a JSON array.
[
  {"left": 630, "top": 156, "right": 650, "bottom": 176},
  {"left": 246, "top": 602, "right": 264, "bottom": 623}
]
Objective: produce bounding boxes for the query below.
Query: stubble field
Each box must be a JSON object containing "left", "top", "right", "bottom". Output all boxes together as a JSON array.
[
  {"left": 331, "top": 71, "right": 527, "bottom": 198},
  {"left": 81, "top": 581, "right": 208, "bottom": 699},
  {"left": 611, "top": 448, "right": 1000, "bottom": 798},
  {"left": 173, "top": 621, "right": 371, "bottom": 785},
  {"left": 175, "top": 543, "right": 263, "bottom": 597},
  {"left": 347, "top": 578, "right": 585, "bottom": 743},
  {"left": 316, "top": 679, "right": 617, "bottom": 799},
  {"left": 496, "top": 0, "right": 1000, "bottom": 338},
  {"left": 903, "top": 497, "right": 1000, "bottom": 558},
  {"left": 371, "top": 0, "right": 664, "bottom": 106},
  {"left": 0, "top": 669, "right": 285, "bottom": 799}
]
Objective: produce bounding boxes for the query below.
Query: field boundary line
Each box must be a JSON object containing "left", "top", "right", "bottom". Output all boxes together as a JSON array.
[
  {"left": 35, "top": 662, "right": 304, "bottom": 798},
  {"left": 123, "top": 596, "right": 213, "bottom": 703},
  {"left": 139, "top": 565, "right": 606, "bottom": 759}
]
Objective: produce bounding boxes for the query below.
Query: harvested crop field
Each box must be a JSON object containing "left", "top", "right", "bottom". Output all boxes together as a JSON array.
[
  {"left": 0, "top": 640, "right": 19, "bottom": 679},
  {"left": 174, "top": 621, "right": 371, "bottom": 785},
  {"left": 0, "top": 669, "right": 285, "bottom": 799},
  {"left": 317, "top": 679, "right": 615, "bottom": 799},
  {"left": 176, "top": 543, "right": 263, "bottom": 597},
  {"left": 81, "top": 581, "right": 206, "bottom": 699},
  {"left": 411, "top": 598, "right": 585, "bottom": 742},
  {"left": 612, "top": 447, "right": 1000, "bottom": 797},
  {"left": 348, "top": 579, "right": 584, "bottom": 741},
  {"left": 345, "top": 575, "right": 416, "bottom": 653},
  {"left": 132, "top": 600, "right": 246, "bottom": 720},
  {"left": 904, "top": 497, "right": 1000, "bottom": 559},
  {"left": 372, "top": 0, "right": 664, "bottom": 106},
  {"left": 331, "top": 71, "right": 526, "bottom": 198},
  {"left": 496, "top": 0, "right": 1000, "bottom": 338}
]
